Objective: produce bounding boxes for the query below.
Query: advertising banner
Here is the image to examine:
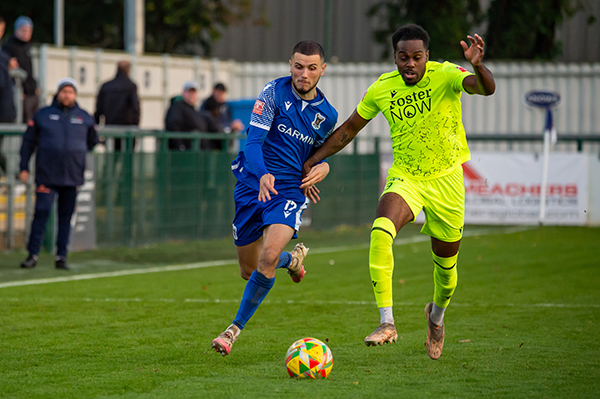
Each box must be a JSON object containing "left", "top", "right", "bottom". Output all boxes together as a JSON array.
[{"left": 463, "top": 152, "right": 588, "bottom": 225}]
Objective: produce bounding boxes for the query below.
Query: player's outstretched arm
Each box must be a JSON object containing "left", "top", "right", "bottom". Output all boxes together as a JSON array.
[
  {"left": 303, "top": 110, "right": 370, "bottom": 175},
  {"left": 460, "top": 33, "right": 495, "bottom": 96}
]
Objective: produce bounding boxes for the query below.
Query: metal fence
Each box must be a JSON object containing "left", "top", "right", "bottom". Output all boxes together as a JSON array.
[
  {"left": 29, "top": 46, "right": 600, "bottom": 149},
  {"left": 0, "top": 129, "right": 380, "bottom": 251}
]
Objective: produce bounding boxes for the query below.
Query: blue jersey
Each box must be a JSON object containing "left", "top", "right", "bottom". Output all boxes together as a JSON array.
[{"left": 232, "top": 76, "right": 338, "bottom": 191}]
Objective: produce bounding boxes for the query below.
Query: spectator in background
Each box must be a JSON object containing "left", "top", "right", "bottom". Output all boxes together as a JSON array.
[
  {"left": 0, "top": 16, "right": 16, "bottom": 175},
  {"left": 2, "top": 16, "right": 38, "bottom": 122},
  {"left": 165, "top": 81, "right": 218, "bottom": 151},
  {"left": 0, "top": 16, "right": 16, "bottom": 123},
  {"left": 19, "top": 78, "right": 98, "bottom": 270},
  {"left": 200, "top": 82, "right": 244, "bottom": 150},
  {"left": 94, "top": 60, "right": 140, "bottom": 151}
]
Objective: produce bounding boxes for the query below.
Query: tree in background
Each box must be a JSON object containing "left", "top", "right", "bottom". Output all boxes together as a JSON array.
[
  {"left": 485, "top": 0, "right": 595, "bottom": 60},
  {"left": 367, "top": 0, "right": 484, "bottom": 61},
  {"left": 0, "top": 0, "right": 255, "bottom": 56},
  {"left": 145, "top": 0, "right": 254, "bottom": 54},
  {"left": 1, "top": 1, "right": 124, "bottom": 49}
]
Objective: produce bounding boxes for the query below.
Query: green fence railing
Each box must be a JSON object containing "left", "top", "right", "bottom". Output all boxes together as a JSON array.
[
  {"left": 94, "top": 131, "right": 380, "bottom": 247},
  {"left": 0, "top": 127, "right": 380, "bottom": 250}
]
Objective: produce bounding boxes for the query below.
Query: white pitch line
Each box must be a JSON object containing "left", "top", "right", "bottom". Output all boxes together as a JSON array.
[
  {"left": 0, "top": 296, "right": 596, "bottom": 308},
  {"left": 0, "top": 260, "right": 236, "bottom": 289},
  {"left": 0, "top": 226, "right": 535, "bottom": 290}
]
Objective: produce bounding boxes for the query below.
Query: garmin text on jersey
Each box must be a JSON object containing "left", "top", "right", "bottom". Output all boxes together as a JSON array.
[{"left": 277, "top": 123, "right": 315, "bottom": 145}]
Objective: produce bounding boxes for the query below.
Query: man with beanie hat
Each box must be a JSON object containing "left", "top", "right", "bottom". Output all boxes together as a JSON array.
[
  {"left": 19, "top": 77, "right": 98, "bottom": 270},
  {"left": 2, "top": 15, "right": 39, "bottom": 122}
]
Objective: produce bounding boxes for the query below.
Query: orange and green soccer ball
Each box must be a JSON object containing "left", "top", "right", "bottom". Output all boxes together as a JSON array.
[{"left": 285, "top": 337, "right": 333, "bottom": 379}]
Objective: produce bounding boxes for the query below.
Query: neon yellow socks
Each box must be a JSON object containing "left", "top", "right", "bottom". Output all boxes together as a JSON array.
[
  {"left": 369, "top": 217, "right": 397, "bottom": 308},
  {"left": 432, "top": 250, "right": 458, "bottom": 310}
]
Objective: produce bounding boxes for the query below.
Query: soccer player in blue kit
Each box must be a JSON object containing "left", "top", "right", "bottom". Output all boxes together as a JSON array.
[{"left": 211, "top": 41, "right": 338, "bottom": 356}]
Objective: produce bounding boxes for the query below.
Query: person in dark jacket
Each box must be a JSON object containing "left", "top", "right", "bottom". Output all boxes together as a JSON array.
[
  {"left": 0, "top": 16, "right": 16, "bottom": 175},
  {"left": 94, "top": 60, "right": 140, "bottom": 151},
  {"left": 19, "top": 78, "right": 98, "bottom": 270},
  {"left": 200, "top": 82, "right": 244, "bottom": 150},
  {"left": 0, "top": 16, "right": 16, "bottom": 124},
  {"left": 2, "top": 16, "right": 38, "bottom": 122},
  {"left": 165, "top": 81, "right": 218, "bottom": 151}
]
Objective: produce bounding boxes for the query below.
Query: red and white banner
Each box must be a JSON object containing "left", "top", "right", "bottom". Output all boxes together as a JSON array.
[{"left": 463, "top": 152, "right": 588, "bottom": 225}]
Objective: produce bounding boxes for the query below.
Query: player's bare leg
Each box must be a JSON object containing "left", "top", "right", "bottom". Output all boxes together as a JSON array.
[
  {"left": 256, "top": 224, "right": 295, "bottom": 278},
  {"left": 212, "top": 225, "right": 295, "bottom": 356},
  {"left": 237, "top": 237, "right": 263, "bottom": 280},
  {"left": 365, "top": 193, "right": 413, "bottom": 346}
]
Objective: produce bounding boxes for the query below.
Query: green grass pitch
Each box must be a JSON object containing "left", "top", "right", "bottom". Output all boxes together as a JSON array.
[{"left": 0, "top": 225, "right": 598, "bottom": 398}]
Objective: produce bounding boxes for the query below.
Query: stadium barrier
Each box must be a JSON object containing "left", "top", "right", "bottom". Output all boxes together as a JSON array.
[
  {"left": 0, "top": 128, "right": 380, "bottom": 251},
  {"left": 1, "top": 125, "right": 598, "bottom": 251},
  {"left": 28, "top": 45, "right": 600, "bottom": 148}
]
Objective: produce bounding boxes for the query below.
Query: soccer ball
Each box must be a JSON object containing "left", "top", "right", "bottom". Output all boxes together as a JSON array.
[{"left": 285, "top": 337, "right": 333, "bottom": 379}]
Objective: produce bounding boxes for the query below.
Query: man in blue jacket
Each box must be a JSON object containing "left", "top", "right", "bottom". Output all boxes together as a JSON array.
[{"left": 19, "top": 78, "right": 99, "bottom": 270}]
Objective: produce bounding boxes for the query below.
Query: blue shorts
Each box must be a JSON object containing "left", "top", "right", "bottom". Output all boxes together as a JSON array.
[{"left": 232, "top": 181, "right": 309, "bottom": 246}]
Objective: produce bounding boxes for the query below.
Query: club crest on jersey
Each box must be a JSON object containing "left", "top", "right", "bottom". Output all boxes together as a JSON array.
[{"left": 312, "top": 113, "right": 326, "bottom": 130}]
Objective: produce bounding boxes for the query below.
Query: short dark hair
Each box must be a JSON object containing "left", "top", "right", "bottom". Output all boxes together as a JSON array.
[
  {"left": 214, "top": 82, "right": 226, "bottom": 92},
  {"left": 117, "top": 61, "right": 131, "bottom": 75},
  {"left": 292, "top": 40, "right": 325, "bottom": 61},
  {"left": 0, "top": 16, "right": 5, "bottom": 24},
  {"left": 391, "top": 24, "right": 430, "bottom": 53}
]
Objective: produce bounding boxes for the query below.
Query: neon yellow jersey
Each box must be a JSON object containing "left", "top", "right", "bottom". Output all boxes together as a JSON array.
[{"left": 357, "top": 61, "right": 474, "bottom": 180}]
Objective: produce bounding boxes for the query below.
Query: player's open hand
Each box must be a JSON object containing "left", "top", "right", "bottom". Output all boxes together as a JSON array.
[
  {"left": 461, "top": 34, "right": 485, "bottom": 67},
  {"left": 304, "top": 185, "right": 321, "bottom": 204},
  {"left": 258, "top": 173, "right": 278, "bottom": 202},
  {"left": 300, "top": 162, "right": 330, "bottom": 189}
]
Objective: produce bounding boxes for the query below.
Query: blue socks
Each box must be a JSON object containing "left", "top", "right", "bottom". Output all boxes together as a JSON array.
[
  {"left": 233, "top": 270, "right": 275, "bottom": 330},
  {"left": 276, "top": 252, "right": 292, "bottom": 269}
]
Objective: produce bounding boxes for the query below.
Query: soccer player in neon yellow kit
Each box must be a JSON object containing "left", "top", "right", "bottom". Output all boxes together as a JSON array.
[{"left": 302, "top": 24, "right": 495, "bottom": 360}]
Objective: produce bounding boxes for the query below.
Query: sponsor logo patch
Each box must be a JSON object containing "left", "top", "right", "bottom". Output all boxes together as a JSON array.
[
  {"left": 49, "top": 114, "right": 60, "bottom": 121},
  {"left": 70, "top": 116, "right": 84, "bottom": 124},
  {"left": 456, "top": 66, "right": 468, "bottom": 73},
  {"left": 252, "top": 100, "right": 265, "bottom": 115}
]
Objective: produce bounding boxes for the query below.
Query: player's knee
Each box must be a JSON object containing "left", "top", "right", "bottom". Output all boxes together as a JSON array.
[
  {"left": 258, "top": 247, "right": 280, "bottom": 271},
  {"left": 240, "top": 270, "right": 252, "bottom": 280},
  {"left": 371, "top": 217, "right": 396, "bottom": 246},
  {"left": 238, "top": 261, "right": 255, "bottom": 280},
  {"left": 434, "top": 264, "right": 458, "bottom": 288}
]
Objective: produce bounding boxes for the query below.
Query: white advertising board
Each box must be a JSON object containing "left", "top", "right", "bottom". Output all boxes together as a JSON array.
[{"left": 464, "top": 152, "right": 588, "bottom": 225}]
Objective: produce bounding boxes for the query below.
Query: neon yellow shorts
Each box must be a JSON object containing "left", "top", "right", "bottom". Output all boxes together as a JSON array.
[{"left": 381, "top": 165, "right": 465, "bottom": 242}]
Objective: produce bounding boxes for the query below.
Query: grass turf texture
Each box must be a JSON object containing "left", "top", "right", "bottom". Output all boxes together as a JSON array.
[{"left": 0, "top": 225, "right": 598, "bottom": 398}]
